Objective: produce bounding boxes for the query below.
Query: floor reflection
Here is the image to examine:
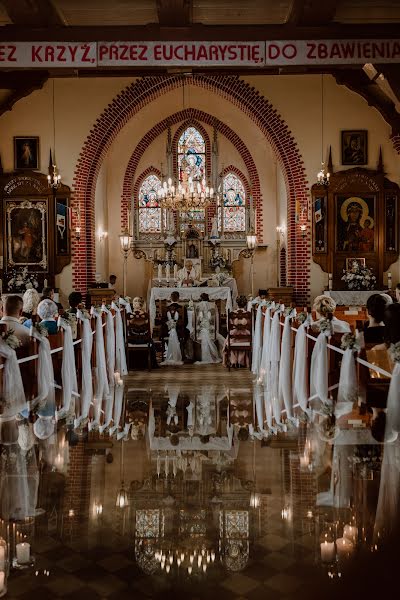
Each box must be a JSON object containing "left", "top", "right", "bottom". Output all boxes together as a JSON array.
[{"left": 1, "top": 366, "right": 399, "bottom": 598}]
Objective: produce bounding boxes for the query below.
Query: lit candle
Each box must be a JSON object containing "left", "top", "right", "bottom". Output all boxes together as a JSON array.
[
  {"left": 0, "top": 546, "right": 4, "bottom": 570},
  {"left": 328, "top": 273, "right": 333, "bottom": 290},
  {"left": 335, "top": 537, "right": 353, "bottom": 560},
  {"left": 0, "top": 571, "right": 4, "bottom": 593},
  {"left": 44, "top": 278, "right": 48, "bottom": 288},
  {"left": 174, "top": 264, "right": 178, "bottom": 279},
  {"left": 320, "top": 541, "right": 335, "bottom": 563},
  {"left": 343, "top": 524, "right": 357, "bottom": 544},
  {"left": 16, "top": 542, "right": 30, "bottom": 565},
  {"left": 158, "top": 264, "right": 162, "bottom": 279},
  {"left": 166, "top": 264, "right": 170, "bottom": 281},
  {"left": 387, "top": 271, "right": 392, "bottom": 290}
]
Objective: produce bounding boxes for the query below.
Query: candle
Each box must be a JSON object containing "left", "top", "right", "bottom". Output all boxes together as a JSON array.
[
  {"left": 0, "top": 571, "right": 4, "bottom": 593},
  {"left": 328, "top": 273, "right": 333, "bottom": 291},
  {"left": 158, "top": 264, "right": 162, "bottom": 279},
  {"left": 173, "top": 264, "right": 178, "bottom": 279},
  {"left": 166, "top": 264, "right": 170, "bottom": 281},
  {"left": 388, "top": 271, "right": 392, "bottom": 289},
  {"left": 16, "top": 542, "right": 30, "bottom": 564},
  {"left": 0, "top": 546, "right": 4, "bottom": 570},
  {"left": 335, "top": 537, "right": 353, "bottom": 560},
  {"left": 320, "top": 541, "right": 335, "bottom": 563},
  {"left": 343, "top": 524, "right": 357, "bottom": 543},
  {"left": 44, "top": 278, "right": 48, "bottom": 288}
]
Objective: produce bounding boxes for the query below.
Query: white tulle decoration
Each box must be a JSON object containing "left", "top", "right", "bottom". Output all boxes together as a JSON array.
[
  {"left": 57, "top": 320, "right": 78, "bottom": 419},
  {"left": 292, "top": 322, "right": 309, "bottom": 413},
  {"left": 102, "top": 304, "right": 116, "bottom": 386},
  {"left": 112, "top": 301, "right": 128, "bottom": 375},
  {"left": 251, "top": 304, "right": 263, "bottom": 375},
  {"left": 0, "top": 338, "right": 27, "bottom": 420},
  {"left": 310, "top": 332, "right": 329, "bottom": 404},
  {"left": 75, "top": 310, "right": 93, "bottom": 426}
]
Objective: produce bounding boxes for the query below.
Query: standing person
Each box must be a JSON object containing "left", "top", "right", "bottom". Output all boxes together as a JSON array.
[{"left": 109, "top": 274, "right": 117, "bottom": 289}]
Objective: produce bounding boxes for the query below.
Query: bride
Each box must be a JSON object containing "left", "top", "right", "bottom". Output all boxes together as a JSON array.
[
  {"left": 195, "top": 293, "right": 223, "bottom": 364},
  {"left": 161, "top": 306, "right": 183, "bottom": 366}
]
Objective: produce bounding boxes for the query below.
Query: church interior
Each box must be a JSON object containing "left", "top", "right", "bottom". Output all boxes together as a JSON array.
[{"left": 1, "top": 1, "right": 400, "bottom": 598}]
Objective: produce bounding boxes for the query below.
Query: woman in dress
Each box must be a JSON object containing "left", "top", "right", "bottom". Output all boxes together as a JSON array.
[
  {"left": 223, "top": 295, "right": 251, "bottom": 368},
  {"left": 195, "top": 293, "right": 221, "bottom": 364},
  {"left": 161, "top": 304, "right": 183, "bottom": 365}
]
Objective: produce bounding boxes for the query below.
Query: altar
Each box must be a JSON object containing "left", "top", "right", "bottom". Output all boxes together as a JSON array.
[
  {"left": 149, "top": 286, "right": 233, "bottom": 329},
  {"left": 326, "top": 290, "right": 384, "bottom": 306}
]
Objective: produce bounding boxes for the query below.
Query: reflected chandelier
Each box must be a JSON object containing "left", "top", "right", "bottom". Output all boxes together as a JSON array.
[{"left": 158, "top": 176, "right": 215, "bottom": 211}]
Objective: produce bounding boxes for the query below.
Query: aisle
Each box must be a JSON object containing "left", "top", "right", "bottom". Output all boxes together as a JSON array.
[{"left": 127, "top": 362, "right": 253, "bottom": 388}]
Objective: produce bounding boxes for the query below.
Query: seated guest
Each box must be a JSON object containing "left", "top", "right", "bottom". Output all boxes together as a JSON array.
[
  {"left": 364, "top": 293, "right": 387, "bottom": 344},
  {"left": 21, "top": 288, "right": 40, "bottom": 327},
  {"left": 41, "top": 286, "right": 63, "bottom": 311},
  {"left": 312, "top": 294, "right": 351, "bottom": 333},
  {"left": 0, "top": 295, "right": 30, "bottom": 346},
  {"left": 37, "top": 299, "right": 58, "bottom": 334},
  {"left": 168, "top": 291, "right": 181, "bottom": 310},
  {"left": 396, "top": 283, "right": 400, "bottom": 303},
  {"left": 132, "top": 296, "right": 146, "bottom": 316},
  {"left": 65, "top": 291, "right": 83, "bottom": 315}
]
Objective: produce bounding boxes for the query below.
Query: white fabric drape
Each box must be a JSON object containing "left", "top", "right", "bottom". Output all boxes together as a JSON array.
[
  {"left": 32, "top": 331, "right": 55, "bottom": 417},
  {"left": 251, "top": 304, "right": 263, "bottom": 375},
  {"left": 109, "top": 382, "right": 124, "bottom": 436},
  {"left": 0, "top": 339, "right": 26, "bottom": 421},
  {"left": 279, "top": 315, "right": 294, "bottom": 420},
  {"left": 75, "top": 310, "right": 93, "bottom": 427},
  {"left": 385, "top": 362, "right": 400, "bottom": 442},
  {"left": 112, "top": 301, "right": 128, "bottom": 375},
  {"left": 270, "top": 310, "right": 284, "bottom": 427},
  {"left": 292, "top": 322, "right": 309, "bottom": 414},
  {"left": 259, "top": 306, "right": 272, "bottom": 380},
  {"left": 57, "top": 320, "right": 78, "bottom": 419},
  {"left": 337, "top": 348, "right": 358, "bottom": 405},
  {"left": 310, "top": 332, "right": 329, "bottom": 404},
  {"left": 92, "top": 312, "right": 110, "bottom": 429},
  {"left": 102, "top": 305, "right": 116, "bottom": 386},
  {"left": 118, "top": 297, "right": 132, "bottom": 314}
]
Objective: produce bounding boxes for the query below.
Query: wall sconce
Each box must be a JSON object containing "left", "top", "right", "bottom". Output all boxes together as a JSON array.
[
  {"left": 300, "top": 224, "right": 307, "bottom": 238},
  {"left": 98, "top": 229, "right": 108, "bottom": 242},
  {"left": 75, "top": 226, "right": 81, "bottom": 240},
  {"left": 276, "top": 225, "right": 286, "bottom": 240}
]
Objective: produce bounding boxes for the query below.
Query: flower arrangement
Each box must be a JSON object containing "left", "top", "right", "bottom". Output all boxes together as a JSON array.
[
  {"left": 284, "top": 306, "right": 296, "bottom": 318},
  {"left": 341, "top": 260, "right": 376, "bottom": 291},
  {"left": 341, "top": 332, "right": 360, "bottom": 352},
  {"left": 296, "top": 311, "right": 309, "bottom": 325},
  {"left": 317, "top": 317, "right": 333, "bottom": 336},
  {"left": 6, "top": 267, "right": 40, "bottom": 292},
  {"left": 33, "top": 322, "right": 48, "bottom": 337},
  {"left": 389, "top": 341, "right": 400, "bottom": 363},
  {"left": 210, "top": 254, "right": 228, "bottom": 271},
  {"left": 1, "top": 329, "right": 21, "bottom": 350}
]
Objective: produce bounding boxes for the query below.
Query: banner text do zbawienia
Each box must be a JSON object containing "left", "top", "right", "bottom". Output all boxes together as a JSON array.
[{"left": 0, "top": 40, "right": 400, "bottom": 68}]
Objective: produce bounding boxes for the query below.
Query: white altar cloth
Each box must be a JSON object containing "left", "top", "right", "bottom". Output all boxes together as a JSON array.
[
  {"left": 149, "top": 286, "right": 233, "bottom": 329},
  {"left": 326, "top": 290, "right": 382, "bottom": 306}
]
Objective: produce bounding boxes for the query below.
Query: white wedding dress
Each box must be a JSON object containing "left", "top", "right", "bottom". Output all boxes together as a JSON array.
[
  {"left": 195, "top": 302, "right": 221, "bottom": 364},
  {"left": 161, "top": 311, "right": 183, "bottom": 365}
]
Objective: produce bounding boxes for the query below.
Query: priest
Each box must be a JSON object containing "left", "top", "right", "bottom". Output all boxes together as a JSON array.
[{"left": 176, "top": 260, "right": 201, "bottom": 287}]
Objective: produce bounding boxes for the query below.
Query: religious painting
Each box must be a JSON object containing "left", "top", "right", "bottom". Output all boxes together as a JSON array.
[
  {"left": 385, "top": 194, "right": 397, "bottom": 252},
  {"left": 345, "top": 257, "right": 365, "bottom": 271},
  {"left": 336, "top": 195, "right": 375, "bottom": 253},
  {"left": 313, "top": 195, "right": 327, "bottom": 253},
  {"left": 14, "top": 136, "right": 40, "bottom": 170},
  {"left": 341, "top": 130, "right": 368, "bottom": 165},
  {"left": 6, "top": 198, "right": 47, "bottom": 269},
  {"left": 56, "top": 198, "right": 70, "bottom": 255}
]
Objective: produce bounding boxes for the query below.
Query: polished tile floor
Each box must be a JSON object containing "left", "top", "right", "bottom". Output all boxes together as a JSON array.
[{"left": 2, "top": 365, "right": 398, "bottom": 599}]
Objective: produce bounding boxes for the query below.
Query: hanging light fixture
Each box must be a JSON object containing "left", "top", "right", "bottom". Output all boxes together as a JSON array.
[
  {"left": 317, "top": 74, "right": 330, "bottom": 187},
  {"left": 158, "top": 77, "right": 215, "bottom": 212},
  {"left": 115, "top": 440, "right": 130, "bottom": 508},
  {"left": 48, "top": 80, "right": 61, "bottom": 189}
]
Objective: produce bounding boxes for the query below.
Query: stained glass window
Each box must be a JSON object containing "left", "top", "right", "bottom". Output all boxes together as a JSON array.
[
  {"left": 177, "top": 126, "right": 206, "bottom": 232},
  {"left": 138, "top": 174, "right": 163, "bottom": 233},
  {"left": 218, "top": 172, "right": 246, "bottom": 233}
]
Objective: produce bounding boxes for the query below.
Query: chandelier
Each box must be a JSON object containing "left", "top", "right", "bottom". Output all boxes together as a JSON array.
[
  {"left": 158, "top": 176, "right": 215, "bottom": 211},
  {"left": 316, "top": 74, "right": 330, "bottom": 187},
  {"left": 317, "top": 162, "right": 330, "bottom": 187},
  {"left": 48, "top": 80, "right": 61, "bottom": 190}
]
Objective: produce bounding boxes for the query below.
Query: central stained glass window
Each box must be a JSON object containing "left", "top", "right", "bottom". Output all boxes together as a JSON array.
[{"left": 178, "top": 126, "right": 206, "bottom": 232}]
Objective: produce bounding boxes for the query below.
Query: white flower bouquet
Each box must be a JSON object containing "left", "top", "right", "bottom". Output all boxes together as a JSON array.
[
  {"left": 341, "top": 260, "right": 376, "bottom": 291},
  {"left": 6, "top": 266, "right": 40, "bottom": 292}
]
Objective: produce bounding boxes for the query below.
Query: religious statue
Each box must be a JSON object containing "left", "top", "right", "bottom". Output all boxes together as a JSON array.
[
  {"left": 210, "top": 215, "right": 219, "bottom": 239},
  {"left": 187, "top": 241, "right": 199, "bottom": 258}
]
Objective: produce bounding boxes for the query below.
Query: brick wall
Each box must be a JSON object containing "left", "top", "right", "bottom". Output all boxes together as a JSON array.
[{"left": 72, "top": 75, "right": 309, "bottom": 302}]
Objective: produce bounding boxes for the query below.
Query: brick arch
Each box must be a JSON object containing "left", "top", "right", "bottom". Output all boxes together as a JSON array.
[
  {"left": 72, "top": 75, "right": 309, "bottom": 302},
  {"left": 121, "top": 107, "right": 261, "bottom": 242}
]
